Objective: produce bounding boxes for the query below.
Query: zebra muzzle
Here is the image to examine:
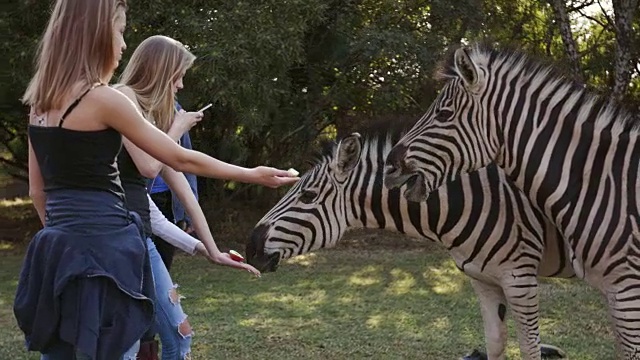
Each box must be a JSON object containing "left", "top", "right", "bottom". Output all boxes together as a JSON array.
[
  {"left": 384, "top": 144, "right": 413, "bottom": 189},
  {"left": 248, "top": 251, "right": 281, "bottom": 273},
  {"left": 403, "top": 172, "right": 429, "bottom": 202},
  {"left": 246, "top": 224, "right": 281, "bottom": 272},
  {"left": 384, "top": 162, "right": 429, "bottom": 202}
]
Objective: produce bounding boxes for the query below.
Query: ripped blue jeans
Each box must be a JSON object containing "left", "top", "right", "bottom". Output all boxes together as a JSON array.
[{"left": 147, "top": 237, "right": 192, "bottom": 359}]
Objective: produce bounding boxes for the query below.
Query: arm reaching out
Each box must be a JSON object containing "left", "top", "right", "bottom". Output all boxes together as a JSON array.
[
  {"left": 160, "top": 165, "right": 261, "bottom": 276},
  {"left": 95, "top": 86, "right": 299, "bottom": 188},
  {"left": 116, "top": 85, "right": 203, "bottom": 178},
  {"left": 148, "top": 193, "right": 206, "bottom": 256}
]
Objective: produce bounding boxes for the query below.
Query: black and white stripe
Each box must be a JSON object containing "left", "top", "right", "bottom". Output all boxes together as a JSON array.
[
  {"left": 385, "top": 43, "right": 640, "bottom": 359},
  {"left": 247, "top": 127, "right": 572, "bottom": 360}
]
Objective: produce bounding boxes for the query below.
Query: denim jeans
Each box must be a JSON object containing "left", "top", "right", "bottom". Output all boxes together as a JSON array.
[
  {"left": 146, "top": 237, "right": 192, "bottom": 359},
  {"left": 40, "top": 339, "right": 139, "bottom": 359},
  {"left": 15, "top": 189, "right": 154, "bottom": 359}
]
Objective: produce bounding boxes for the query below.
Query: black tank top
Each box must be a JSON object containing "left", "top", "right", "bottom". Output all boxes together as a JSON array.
[
  {"left": 117, "top": 147, "right": 152, "bottom": 236},
  {"left": 28, "top": 84, "right": 125, "bottom": 200}
]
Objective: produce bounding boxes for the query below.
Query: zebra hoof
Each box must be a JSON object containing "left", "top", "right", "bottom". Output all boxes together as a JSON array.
[
  {"left": 461, "top": 349, "right": 487, "bottom": 360},
  {"left": 541, "top": 343, "right": 567, "bottom": 358},
  {"left": 460, "top": 345, "right": 565, "bottom": 360}
]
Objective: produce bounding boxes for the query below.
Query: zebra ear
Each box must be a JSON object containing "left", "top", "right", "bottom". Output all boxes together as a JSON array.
[
  {"left": 454, "top": 47, "right": 479, "bottom": 88},
  {"left": 334, "top": 132, "right": 362, "bottom": 174}
]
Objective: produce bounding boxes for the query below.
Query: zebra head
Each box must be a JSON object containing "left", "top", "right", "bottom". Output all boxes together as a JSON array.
[
  {"left": 384, "top": 45, "right": 501, "bottom": 202},
  {"left": 246, "top": 133, "right": 364, "bottom": 272}
]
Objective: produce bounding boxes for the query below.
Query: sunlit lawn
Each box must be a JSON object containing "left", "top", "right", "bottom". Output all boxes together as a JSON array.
[
  {"left": 0, "top": 196, "right": 616, "bottom": 359},
  {"left": 0, "top": 238, "right": 615, "bottom": 359}
]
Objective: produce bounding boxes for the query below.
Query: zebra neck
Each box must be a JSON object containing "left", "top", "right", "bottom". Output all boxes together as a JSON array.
[
  {"left": 347, "top": 176, "right": 435, "bottom": 242},
  {"left": 345, "top": 138, "right": 436, "bottom": 242},
  {"left": 498, "top": 88, "right": 640, "bottom": 231}
]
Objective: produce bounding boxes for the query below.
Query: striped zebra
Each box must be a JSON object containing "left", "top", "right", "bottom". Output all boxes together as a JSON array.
[
  {"left": 246, "top": 124, "right": 572, "bottom": 360},
  {"left": 384, "top": 43, "right": 640, "bottom": 359}
]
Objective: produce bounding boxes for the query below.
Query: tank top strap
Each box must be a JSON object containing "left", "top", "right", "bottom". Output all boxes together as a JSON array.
[{"left": 58, "top": 82, "right": 105, "bottom": 128}]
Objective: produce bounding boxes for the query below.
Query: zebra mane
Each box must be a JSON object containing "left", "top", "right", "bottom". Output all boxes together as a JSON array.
[
  {"left": 436, "top": 42, "right": 640, "bottom": 132},
  {"left": 310, "top": 115, "right": 420, "bottom": 165},
  {"left": 435, "top": 42, "right": 577, "bottom": 84},
  {"left": 310, "top": 139, "right": 338, "bottom": 164}
]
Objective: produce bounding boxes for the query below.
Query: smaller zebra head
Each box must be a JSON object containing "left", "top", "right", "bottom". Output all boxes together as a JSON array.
[
  {"left": 384, "top": 45, "right": 500, "bottom": 202},
  {"left": 246, "top": 133, "right": 364, "bottom": 272}
]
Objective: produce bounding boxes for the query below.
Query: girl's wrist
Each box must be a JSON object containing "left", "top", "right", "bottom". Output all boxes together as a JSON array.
[{"left": 243, "top": 167, "right": 258, "bottom": 184}]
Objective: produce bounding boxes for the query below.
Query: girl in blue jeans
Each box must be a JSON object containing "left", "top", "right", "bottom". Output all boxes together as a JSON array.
[
  {"left": 114, "top": 35, "right": 298, "bottom": 359},
  {"left": 15, "top": 2, "right": 298, "bottom": 359}
]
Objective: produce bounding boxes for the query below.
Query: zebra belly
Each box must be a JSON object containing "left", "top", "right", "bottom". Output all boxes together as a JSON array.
[
  {"left": 561, "top": 215, "right": 639, "bottom": 291},
  {"left": 433, "top": 165, "right": 575, "bottom": 282},
  {"left": 538, "top": 228, "right": 575, "bottom": 279}
]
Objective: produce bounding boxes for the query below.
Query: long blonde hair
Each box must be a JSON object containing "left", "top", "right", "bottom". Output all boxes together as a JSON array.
[
  {"left": 22, "top": 0, "right": 127, "bottom": 112},
  {"left": 117, "top": 35, "right": 196, "bottom": 132}
]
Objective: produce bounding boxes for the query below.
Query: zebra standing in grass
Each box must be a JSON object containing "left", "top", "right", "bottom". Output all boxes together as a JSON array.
[
  {"left": 246, "top": 123, "right": 572, "bottom": 360},
  {"left": 384, "top": 43, "right": 640, "bottom": 359}
]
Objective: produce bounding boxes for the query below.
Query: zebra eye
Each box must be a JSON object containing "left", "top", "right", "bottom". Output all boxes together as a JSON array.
[
  {"left": 436, "top": 109, "right": 454, "bottom": 120},
  {"left": 299, "top": 190, "right": 317, "bottom": 204}
]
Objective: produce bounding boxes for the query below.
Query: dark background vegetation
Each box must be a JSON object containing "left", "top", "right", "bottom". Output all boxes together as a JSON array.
[
  {"left": 0, "top": 3, "right": 637, "bottom": 358},
  {"left": 0, "top": 0, "right": 638, "bottom": 231}
]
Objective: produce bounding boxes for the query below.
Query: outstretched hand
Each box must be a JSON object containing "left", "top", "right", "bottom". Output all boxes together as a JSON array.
[
  {"left": 251, "top": 166, "right": 300, "bottom": 188},
  {"left": 209, "top": 252, "right": 261, "bottom": 277}
]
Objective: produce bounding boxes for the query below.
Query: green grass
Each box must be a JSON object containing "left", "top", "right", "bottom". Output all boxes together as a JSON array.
[{"left": 0, "top": 242, "right": 615, "bottom": 359}]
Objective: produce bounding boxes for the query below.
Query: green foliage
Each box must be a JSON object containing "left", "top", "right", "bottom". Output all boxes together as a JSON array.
[
  {"left": 0, "top": 0, "right": 51, "bottom": 180},
  {"left": 0, "top": 0, "right": 638, "bottom": 200}
]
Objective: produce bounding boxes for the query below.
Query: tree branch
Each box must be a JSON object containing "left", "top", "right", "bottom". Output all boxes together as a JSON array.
[
  {"left": 597, "top": 0, "right": 616, "bottom": 29},
  {"left": 567, "top": 0, "right": 597, "bottom": 13},
  {"left": 610, "top": 0, "right": 638, "bottom": 101},
  {"left": 0, "top": 156, "right": 28, "bottom": 182},
  {"left": 576, "top": 9, "right": 613, "bottom": 29},
  {"left": 548, "top": 0, "right": 584, "bottom": 82},
  {"left": 0, "top": 155, "right": 27, "bottom": 171}
]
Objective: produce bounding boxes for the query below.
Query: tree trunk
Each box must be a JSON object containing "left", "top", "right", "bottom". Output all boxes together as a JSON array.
[
  {"left": 611, "top": 0, "right": 639, "bottom": 101},
  {"left": 548, "top": 0, "right": 583, "bottom": 82}
]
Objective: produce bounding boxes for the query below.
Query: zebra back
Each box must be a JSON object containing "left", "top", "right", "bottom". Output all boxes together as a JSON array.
[{"left": 246, "top": 123, "right": 573, "bottom": 280}]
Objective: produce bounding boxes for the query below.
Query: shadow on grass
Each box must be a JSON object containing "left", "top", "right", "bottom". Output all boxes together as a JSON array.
[
  {"left": 0, "top": 256, "right": 38, "bottom": 360},
  {"left": 173, "top": 245, "right": 614, "bottom": 360},
  {"left": 177, "top": 248, "right": 480, "bottom": 359},
  {"left": 0, "top": 243, "right": 615, "bottom": 359}
]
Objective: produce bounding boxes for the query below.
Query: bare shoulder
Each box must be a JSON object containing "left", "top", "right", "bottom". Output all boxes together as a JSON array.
[
  {"left": 110, "top": 84, "right": 144, "bottom": 113},
  {"left": 88, "top": 85, "right": 128, "bottom": 102},
  {"left": 83, "top": 85, "right": 141, "bottom": 128},
  {"left": 112, "top": 84, "right": 137, "bottom": 100},
  {"left": 87, "top": 85, "right": 137, "bottom": 111}
]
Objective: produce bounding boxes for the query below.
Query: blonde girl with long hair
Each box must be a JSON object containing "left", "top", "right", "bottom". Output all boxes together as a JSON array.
[
  {"left": 113, "top": 35, "right": 264, "bottom": 359},
  {"left": 15, "top": 1, "right": 298, "bottom": 359}
]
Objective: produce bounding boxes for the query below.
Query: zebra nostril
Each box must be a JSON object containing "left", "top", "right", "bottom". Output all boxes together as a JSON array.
[{"left": 386, "top": 144, "right": 408, "bottom": 172}]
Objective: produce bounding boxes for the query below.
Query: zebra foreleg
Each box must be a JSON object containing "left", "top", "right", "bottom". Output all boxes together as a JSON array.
[
  {"left": 469, "top": 279, "right": 508, "bottom": 360},
  {"left": 502, "top": 275, "right": 542, "bottom": 360},
  {"left": 606, "top": 286, "right": 640, "bottom": 359},
  {"left": 607, "top": 225, "right": 640, "bottom": 359}
]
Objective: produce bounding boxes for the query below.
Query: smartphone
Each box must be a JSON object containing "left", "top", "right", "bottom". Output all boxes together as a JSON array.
[{"left": 197, "top": 103, "right": 213, "bottom": 112}]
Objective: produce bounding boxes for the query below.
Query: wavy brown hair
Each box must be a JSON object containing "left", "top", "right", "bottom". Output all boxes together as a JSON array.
[
  {"left": 22, "top": 0, "right": 127, "bottom": 112},
  {"left": 116, "top": 35, "right": 196, "bottom": 132}
]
